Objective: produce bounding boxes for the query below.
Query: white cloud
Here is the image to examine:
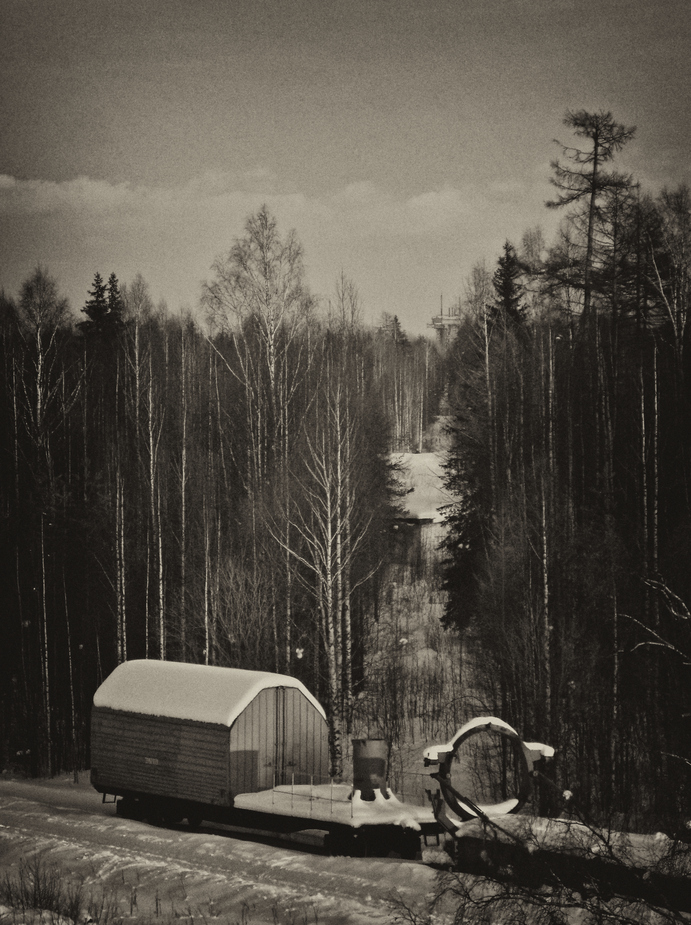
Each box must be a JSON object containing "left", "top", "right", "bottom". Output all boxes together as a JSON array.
[
  {"left": 0, "top": 175, "right": 138, "bottom": 215},
  {"left": 0, "top": 171, "right": 538, "bottom": 241},
  {"left": 0, "top": 171, "right": 558, "bottom": 334}
]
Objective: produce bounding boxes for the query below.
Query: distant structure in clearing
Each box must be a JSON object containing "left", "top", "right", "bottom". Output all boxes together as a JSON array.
[{"left": 428, "top": 296, "right": 461, "bottom": 348}]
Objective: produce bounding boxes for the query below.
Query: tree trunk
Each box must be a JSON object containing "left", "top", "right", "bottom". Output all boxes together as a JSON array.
[
  {"left": 180, "top": 324, "right": 187, "bottom": 659},
  {"left": 40, "top": 514, "right": 51, "bottom": 775}
]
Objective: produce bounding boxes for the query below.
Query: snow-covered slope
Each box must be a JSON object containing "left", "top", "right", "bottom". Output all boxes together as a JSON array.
[{"left": 392, "top": 452, "right": 455, "bottom": 523}]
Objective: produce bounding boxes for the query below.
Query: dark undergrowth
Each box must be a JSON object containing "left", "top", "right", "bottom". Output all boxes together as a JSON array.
[{"left": 0, "top": 853, "right": 121, "bottom": 924}]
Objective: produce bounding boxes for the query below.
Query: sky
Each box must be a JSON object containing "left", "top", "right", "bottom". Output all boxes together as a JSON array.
[{"left": 1, "top": 0, "right": 689, "bottom": 337}]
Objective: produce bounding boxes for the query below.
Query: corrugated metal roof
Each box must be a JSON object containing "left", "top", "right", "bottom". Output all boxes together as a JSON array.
[{"left": 93, "top": 660, "right": 326, "bottom": 726}]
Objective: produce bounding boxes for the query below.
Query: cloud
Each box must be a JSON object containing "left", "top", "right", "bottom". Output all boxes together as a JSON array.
[
  {"left": 0, "top": 175, "right": 137, "bottom": 215},
  {"left": 0, "top": 171, "right": 557, "bottom": 333},
  {"left": 0, "top": 172, "right": 506, "bottom": 237}
]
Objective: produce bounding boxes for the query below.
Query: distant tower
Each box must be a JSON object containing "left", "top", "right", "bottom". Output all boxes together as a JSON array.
[{"left": 429, "top": 295, "right": 461, "bottom": 348}]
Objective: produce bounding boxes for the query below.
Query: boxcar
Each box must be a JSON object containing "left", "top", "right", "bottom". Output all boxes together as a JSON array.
[{"left": 90, "top": 660, "right": 330, "bottom": 826}]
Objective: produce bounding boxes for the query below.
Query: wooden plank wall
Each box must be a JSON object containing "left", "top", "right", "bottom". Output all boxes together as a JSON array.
[
  {"left": 91, "top": 708, "right": 231, "bottom": 805},
  {"left": 92, "top": 686, "right": 330, "bottom": 805}
]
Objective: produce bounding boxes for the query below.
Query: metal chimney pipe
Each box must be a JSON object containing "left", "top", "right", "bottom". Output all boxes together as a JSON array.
[{"left": 352, "top": 738, "right": 388, "bottom": 801}]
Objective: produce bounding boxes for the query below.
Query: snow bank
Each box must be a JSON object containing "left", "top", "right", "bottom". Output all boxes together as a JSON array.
[{"left": 350, "top": 789, "right": 423, "bottom": 830}]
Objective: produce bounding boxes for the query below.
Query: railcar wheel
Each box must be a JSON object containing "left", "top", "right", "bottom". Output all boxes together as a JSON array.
[
  {"left": 161, "top": 809, "right": 184, "bottom": 825},
  {"left": 117, "top": 797, "right": 144, "bottom": 820},
  {"left": 324, "top": 830, "right": 356, "bottom": 856},
  {"left": 117, "top": 798, "right": 133, "bottom": 818},
  {"left": 186, "top": 811, "right": 203, "bottom": 829},
  {"left": 392, "top": 830, "right": 421, "bottom": 860}
]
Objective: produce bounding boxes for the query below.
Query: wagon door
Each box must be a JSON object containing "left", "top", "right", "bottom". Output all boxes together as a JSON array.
[
  {"left": 228, "top": 684, "right": 287, "bottom": 793},
  {"left": 280, "top": 686, "right": 330, "bottom": 786},
  {"left": 261, "top": 686, "right": 313, "bottom": 787},
  {"left": 248, "top": 684, "right": 289, "bottom": 789},
  {"left": 229, "top": 684, "right": 329, "bottom": 795},
  {"left": 242, "top": 685, "right": 316, "bottom": 788}
]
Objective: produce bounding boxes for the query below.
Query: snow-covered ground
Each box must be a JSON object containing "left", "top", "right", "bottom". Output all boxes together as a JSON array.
[
  {"left": 0, "top": 775, "right": 449, "bottom": 925},
  {"left": 392, "top": 452, "right": 455, "bottom": 523}
]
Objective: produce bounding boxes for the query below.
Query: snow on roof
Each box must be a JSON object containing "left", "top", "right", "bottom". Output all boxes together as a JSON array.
[
  {"left": 93, "top": 660, "right": 326, "bottom": 726},
  {"left": 393, "top": 452, "right": 456, "bottom": 523}
]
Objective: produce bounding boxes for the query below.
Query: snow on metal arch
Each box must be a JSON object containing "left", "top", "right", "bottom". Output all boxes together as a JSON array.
[{"left": 423, "top": 716, "right": 554, "bottom": 823}]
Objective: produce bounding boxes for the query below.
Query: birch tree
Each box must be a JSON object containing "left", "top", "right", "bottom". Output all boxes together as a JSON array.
[
  {"left": 14, "top": 267, "right": 73, "bottom": 773},
  {"left": 202, "top": 206, "right": 314, "bottom": 668},
  {"left": 202, "top": 205, "right": 312, "bottom": 482}
]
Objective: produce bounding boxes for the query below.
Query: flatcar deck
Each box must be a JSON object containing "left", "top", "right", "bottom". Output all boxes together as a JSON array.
[{"left": 233, "top": 783, "right": 439, "bottom": 832}]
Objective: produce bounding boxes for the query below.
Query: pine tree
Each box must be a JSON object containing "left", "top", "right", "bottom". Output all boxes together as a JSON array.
[
  {"left": 106, "top": 273, "right": 123, "bottom": 323},
  {"left": 81, "top": 273, "right": 107, "bottom": 328},
  {"left": 492, "top": 241, "right": 526, "bottom": 325},
  {"left": 79, "top": 272, "right": 123, "bottom": 336},
  {"left": 379, "top": 313, "right": 408, "bottom": 346},
  {"left": 547, "top": 110, "right": 636, "bottom": 327}
]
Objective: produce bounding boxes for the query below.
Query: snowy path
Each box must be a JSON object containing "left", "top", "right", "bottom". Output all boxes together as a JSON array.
[{"left": 0, "top": 777, "right": 442, "bottom": 925}]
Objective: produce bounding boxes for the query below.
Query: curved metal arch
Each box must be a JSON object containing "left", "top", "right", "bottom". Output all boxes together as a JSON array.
[{"left": 423, "top": 717, "right": 554, "bottom": 827}]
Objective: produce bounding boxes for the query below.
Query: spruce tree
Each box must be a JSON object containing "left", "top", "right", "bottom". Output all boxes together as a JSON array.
[
  {"left": 79, "top": 272, "right": 124, "bottom": 336},
  {"left": 492, "top": 241, "right": 526, "bottom": 325},
  {"left": 106, "top": 273, "right": 123, "bottom": 323},
  {"left": 81, "top": 273, "right": 108, "bottom": 328}
]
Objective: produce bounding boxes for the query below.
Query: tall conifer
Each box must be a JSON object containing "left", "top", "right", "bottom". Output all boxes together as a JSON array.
[
  {"left": 492, "top": 241, "right": 526, "bottom": 325},
  {"left": 80, "top": 273, "right": 108, "bottom": 329}
]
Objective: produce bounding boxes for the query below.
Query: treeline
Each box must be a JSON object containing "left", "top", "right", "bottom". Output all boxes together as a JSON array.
[
  {"left": 442, "top": 111, "right": 691, "bottom": 826},
  {"left": 0, "top": 206, "right": 444, "bottom": 779}
]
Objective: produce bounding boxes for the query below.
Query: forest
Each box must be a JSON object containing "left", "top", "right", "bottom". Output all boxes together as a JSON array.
[
  {"left": 0, "top": 206, "right": 445, "bottom": 783},
  {"left": 442, "top": 111, "right": 691, "bottom": 829},
  {"left": 1, "top": 110, "right": 690, "bottom": 833}
]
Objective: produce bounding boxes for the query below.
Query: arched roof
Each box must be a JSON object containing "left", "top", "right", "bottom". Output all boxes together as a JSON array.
[{"left": 93, "top": 660, "right": 326, "bottom": 727}]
